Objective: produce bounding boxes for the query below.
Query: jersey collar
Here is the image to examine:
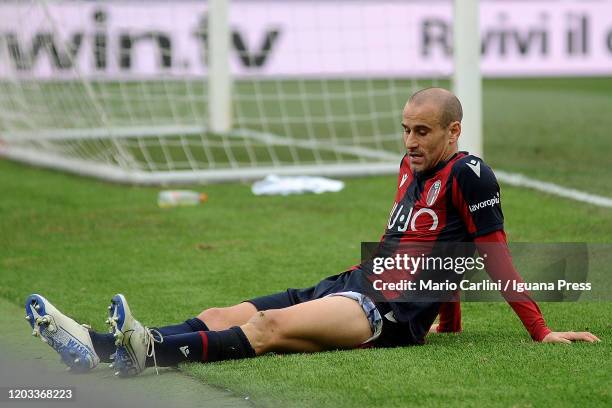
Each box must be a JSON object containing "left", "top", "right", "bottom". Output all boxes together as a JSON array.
[{"left": 414, "top": 151, "right": 466, "bottom": 179}]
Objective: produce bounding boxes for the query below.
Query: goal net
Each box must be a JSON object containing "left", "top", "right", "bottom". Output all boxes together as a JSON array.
[{"left": 0, "top": 0, "right": 452, "bottom": 184}]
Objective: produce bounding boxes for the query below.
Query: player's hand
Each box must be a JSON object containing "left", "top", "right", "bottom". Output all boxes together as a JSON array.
[
  {"left": 542, "top": 331, "right": 600, "bottom": 344},
  {"left": 427, "top": 323, "right": 462, "bottom": 334}
]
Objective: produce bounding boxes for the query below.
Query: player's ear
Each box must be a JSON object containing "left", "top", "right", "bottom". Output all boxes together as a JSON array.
[{"left": 448, "top": 121, "right": 461, "bottom": 144}]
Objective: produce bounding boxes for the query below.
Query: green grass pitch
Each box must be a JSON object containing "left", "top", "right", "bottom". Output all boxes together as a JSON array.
[{"left": 1, "top": 78, "right": 611, "bottom": 407}]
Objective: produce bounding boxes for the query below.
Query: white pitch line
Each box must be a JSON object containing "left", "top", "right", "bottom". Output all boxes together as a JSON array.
[{"left": 495, "top": 170, "right": 612, "bottom": 208}]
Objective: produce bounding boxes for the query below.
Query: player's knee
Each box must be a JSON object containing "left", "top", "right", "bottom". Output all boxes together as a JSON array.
[
  {"left": 197, "top": 307, "right": 227, "bottom": 328},
  {"left": 246, "top": 310, "right": 284, "bottom": 352}
]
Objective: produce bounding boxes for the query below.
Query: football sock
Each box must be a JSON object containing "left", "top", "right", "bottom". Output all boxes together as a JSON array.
[
  {"left": 149, "top": 326, "right": 256, "bottom": 367},
  {"left": 87, "top": 318, "right": 210, "bottom": 364},
  {"left": 202, "top": 326, "right": 256, "bottom": 362},
  {"left": 88, "top": 331, "right": 115, "bottom": 363},
  {"left": 153, "top": 317, "right": 209, "bottom": 337}
]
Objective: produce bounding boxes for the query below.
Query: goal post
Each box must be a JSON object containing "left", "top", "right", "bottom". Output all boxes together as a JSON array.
[
  {"left": 208, "top": 0, "right": 232, "bottom": 134},
  {"left": 453, "top": 0, "right": 483, "bottom": 158},
  {"left": 0, "top": 0, "right": 482, "bottom": 185}
]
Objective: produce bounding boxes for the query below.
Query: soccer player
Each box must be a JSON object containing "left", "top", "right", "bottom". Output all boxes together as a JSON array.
[{"left": 25, "top": 88, "right": 600, "bottom": 376}]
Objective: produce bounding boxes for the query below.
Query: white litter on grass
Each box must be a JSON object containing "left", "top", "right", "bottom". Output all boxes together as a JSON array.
[{"left": 252, "top": 175, "right": 345, "bottom": 196}]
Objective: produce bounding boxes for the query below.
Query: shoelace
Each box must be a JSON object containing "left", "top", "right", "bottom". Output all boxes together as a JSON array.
[{"left": 145, "top": 328, "right": 163, "bottom": 375}]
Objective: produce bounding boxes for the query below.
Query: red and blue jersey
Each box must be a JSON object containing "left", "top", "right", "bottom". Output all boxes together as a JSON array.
[
  {"left": 360, "top": 151, "right": 550, "bottom": 344},
  {"left": 384, "top": 151, "right": 503, "bottom": 244},
  {"left": 268, "top": 151, "right": 550, "bottom": 345}
]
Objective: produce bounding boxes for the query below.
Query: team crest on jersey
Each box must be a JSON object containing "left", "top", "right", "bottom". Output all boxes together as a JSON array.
[{"left": 426, "top": 180, "right": 442, "bottom": 206}]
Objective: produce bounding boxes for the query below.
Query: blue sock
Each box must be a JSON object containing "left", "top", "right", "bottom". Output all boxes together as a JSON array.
[
  {"left": 153, "top": 318, "right": 208, "bottom": 337},
  {"left": 203, "top": 327, "right": 256, "bottom": 362},
  {"left": 88, "top": 331, "right": 115, "bottom": 363},
  {"left": 150, "top": 327, "right": 255, "bottom": 367}
]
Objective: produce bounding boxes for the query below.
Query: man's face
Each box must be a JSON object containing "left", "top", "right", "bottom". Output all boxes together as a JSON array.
[{"left": 401, "top": 102, "right": 458, "bottom": 172}]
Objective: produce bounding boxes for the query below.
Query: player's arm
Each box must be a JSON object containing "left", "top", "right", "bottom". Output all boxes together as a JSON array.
[
  {"left": 474, "top": 230, "right": 600, "bottom": 343},
  {"left": 452, "top": 157, "right": 599, "bottom": 343},
  {"left": 437, "top": 295, "right": 462, "bottom": 332},
  {"left": 428, "top": 295, "right": 462, "bottom": 334}
]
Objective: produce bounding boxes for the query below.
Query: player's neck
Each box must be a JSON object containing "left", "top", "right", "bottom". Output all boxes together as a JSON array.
[
  {"left": 442, "top": 146, "right": 458, "bottom": 162},
  {"left": 417, "top": 150, "right": 458, "bottom": 178},
  {"left": 430, "top": 148, "right": 458, "bottom": 170}
]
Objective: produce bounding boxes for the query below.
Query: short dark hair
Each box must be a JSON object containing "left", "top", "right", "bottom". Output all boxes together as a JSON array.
[{"left": 409, "top": 87, "right": 463, "bottom": 127}]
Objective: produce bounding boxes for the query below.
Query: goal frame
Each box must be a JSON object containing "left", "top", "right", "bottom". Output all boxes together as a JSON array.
[{"left": 0, "top": 0, "right": 482, "bottom": 184}]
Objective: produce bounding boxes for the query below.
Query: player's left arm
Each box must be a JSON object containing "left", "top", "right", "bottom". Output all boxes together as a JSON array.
[
  {"left": 452, "top": 157, "right": 600, "bottom": 343},
  {"left": 474, "top": 231, "right": 600, "bottom": 343}
]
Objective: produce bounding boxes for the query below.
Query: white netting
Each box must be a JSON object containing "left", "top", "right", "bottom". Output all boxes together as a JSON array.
[{"left": 0, "top": 0, "right": 443, "bottom": 184}]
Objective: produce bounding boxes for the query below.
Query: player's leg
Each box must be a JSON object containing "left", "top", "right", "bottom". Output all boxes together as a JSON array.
[
  {"left": 136, "top": 303, "right": 254, "bottom": 339},
  {"left": 144, "top": 295, "right": 373, "bottom": 369},
  {"left": 152, "top": 290, "right": 295, "bottom": 336},
  {"left": 167, "top": 292, "right": 373, "bottom": 362},
  {"left": 193, "top": 288, "right": 304, "bottom": 331},
  {"left": 196, "top": 302, "right": 257, "bottom": 331},
  {"left": 150, "top": 282, "right": 333, "bottom": 337},
  {"left": 242, "top": 295, "right": 374, "bottom": 353},
  {"left": 109, "top": 293, "right": 375, "bottom": 376},
  {"left": 104, "top": 292, "right": 292, "bottom": 375},
  {"left": 152, "top": 295, "right": 373, "bottom": 367},
  {"left": 107, "top": 294, "right": 254, "bottom": 376}
]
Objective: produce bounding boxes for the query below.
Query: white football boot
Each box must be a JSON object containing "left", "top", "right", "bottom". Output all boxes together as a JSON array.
[
  {"left": 106, "top": 294, "right": 161, "bottom": 377},
  {"left": 25, "top": 294, "right": 100, "bottom": 372}
]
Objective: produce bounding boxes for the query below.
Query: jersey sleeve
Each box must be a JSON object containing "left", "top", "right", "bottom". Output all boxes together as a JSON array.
[
  {"left": 474, "top": 230, "right": 551, "bottom": 341},
  {"left": 451, "top": 156, "right": 504, "bottom": 238},
  {"left": 436, "top": 297, "right": 462, "bottom": 333}
]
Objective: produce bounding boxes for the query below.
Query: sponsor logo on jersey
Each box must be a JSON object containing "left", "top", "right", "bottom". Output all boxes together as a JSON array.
[
  {"left": 426, "top": 180, "right": 441, "bottom": 206},
  {"left": 466, "top": 159, "right": 481, "bottom": 177},
  {"left": 399, "top": 173, "right": 408, "bottom": 187},
  {"left": 388, "top": 202, "right": 439, "bottom": 232},
  {"left": 469, "top": 192, "right": 500, "bottom": 213}
]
